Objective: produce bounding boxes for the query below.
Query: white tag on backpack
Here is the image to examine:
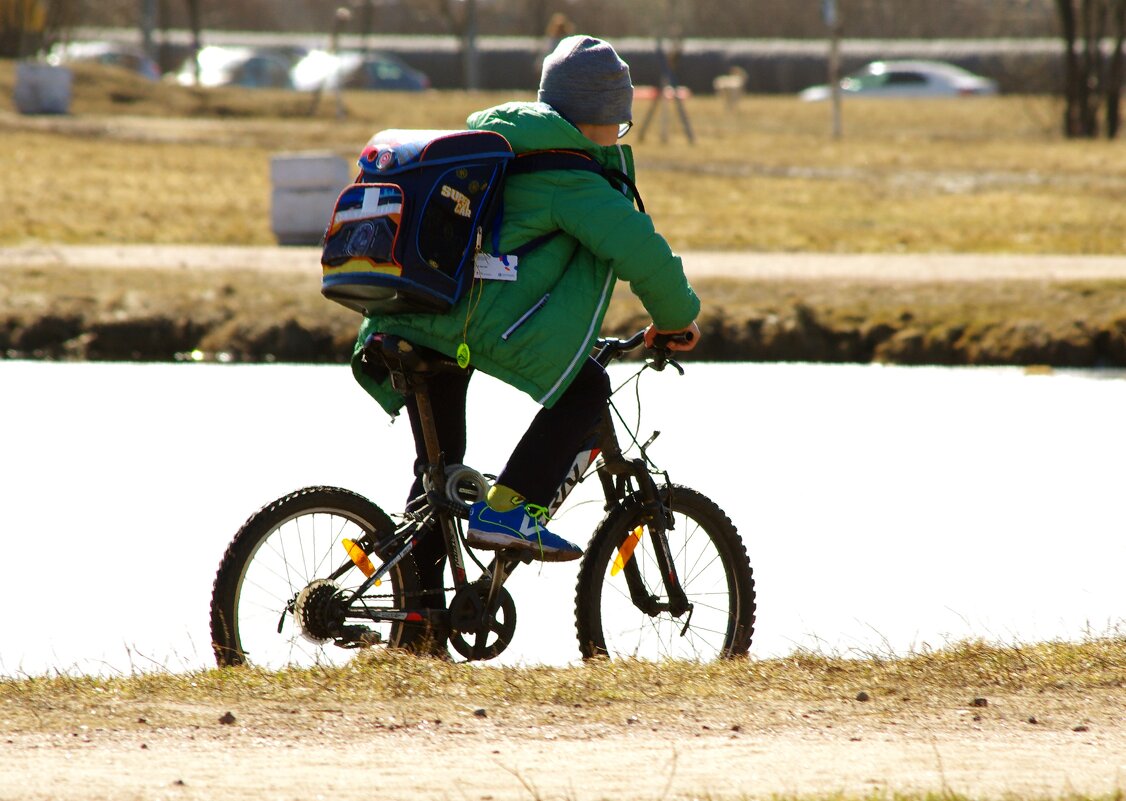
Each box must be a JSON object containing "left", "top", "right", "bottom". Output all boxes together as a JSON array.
[{"left": 474, "top": 253, "right": 518, "bottom": 281}]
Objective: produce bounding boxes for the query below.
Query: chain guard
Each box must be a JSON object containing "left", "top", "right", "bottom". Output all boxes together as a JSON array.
[{"left": 448, "top": 582, "right": 517, "bottom": 661}]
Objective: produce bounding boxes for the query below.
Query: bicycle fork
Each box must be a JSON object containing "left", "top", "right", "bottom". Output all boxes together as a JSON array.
[
  {"left": 592, "top": 414, "right": 693, "bottom": 622},
  {"left": 616, "top": 466, "right": 692, "bottom": 620}
]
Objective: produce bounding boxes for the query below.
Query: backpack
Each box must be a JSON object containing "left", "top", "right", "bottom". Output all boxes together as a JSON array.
[{"left": 320, "top": 128, "right": 642, "bottom": 316}]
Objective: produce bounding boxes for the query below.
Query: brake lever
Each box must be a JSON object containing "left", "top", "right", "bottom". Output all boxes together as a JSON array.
[{"left": 646, "top": 349, "right": 684, "bottom": 375}]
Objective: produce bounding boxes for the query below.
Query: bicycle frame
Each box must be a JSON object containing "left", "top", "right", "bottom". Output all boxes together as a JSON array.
[{"left": 332, "top": 330, "right": 692, "bottom": 653}]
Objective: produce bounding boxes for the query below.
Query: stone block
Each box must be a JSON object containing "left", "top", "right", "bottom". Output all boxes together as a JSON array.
[
  {"left": 270, "top": 152, "right": 351, "bottom": 245},
  {"left": 13, "top": 63, "right": 73, "bottom": 115}
]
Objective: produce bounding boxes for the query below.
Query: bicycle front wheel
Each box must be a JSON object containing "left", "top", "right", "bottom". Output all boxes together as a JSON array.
[
  {"left": 575, "top": 485, "right": 755, "bottom": 661},
  {"left": 210, "top": 486, "right": 423, "bottom": 669}
]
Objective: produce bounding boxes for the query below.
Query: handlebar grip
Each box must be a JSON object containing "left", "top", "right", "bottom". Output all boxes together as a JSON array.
[{"left": 651, "top": 330, "right": 695, "bottom": 348}]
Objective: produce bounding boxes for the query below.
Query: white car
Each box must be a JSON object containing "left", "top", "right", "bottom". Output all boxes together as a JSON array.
[
  {"left": 799, "top": 60, "right": 999, "bottom": 101},
  {"left": 174, "top": 45, "right": 297, "bottom": 89},
  {"left": 290, "top": 50, "right": 430, "bottom": 92}
]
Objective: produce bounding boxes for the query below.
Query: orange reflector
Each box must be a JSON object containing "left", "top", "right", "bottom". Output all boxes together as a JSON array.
[
  {"left": 342, "top": 538, "right": 380, "bottom": 584},
  {"left": 611, "top": 526, "right": 645, "bottom": 576}
]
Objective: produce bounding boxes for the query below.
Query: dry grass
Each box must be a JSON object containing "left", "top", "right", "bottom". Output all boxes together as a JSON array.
[
  {"left": 1, "top": 59, "right": 1123, "bottom": 253},
  {"left": 2, "top": 637, "right": 1123, "bottom": 735}
]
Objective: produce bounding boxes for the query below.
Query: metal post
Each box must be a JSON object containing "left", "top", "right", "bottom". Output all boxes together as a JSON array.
[
  {"left": 463, "top": 0, "right": 479, "bottom": 90},
  {"left": 332, "top": 7, "right": 351, "bottom": 119},
  {"left": 823, "top": 0, "right": 843, "bottom": 139},
  {"left": 140, "top": 0, "right": 157, "bottom": 63},
  {"left": 828, "top": 22, "right": 842, "bottom": 138},
  {"left": 361, "top": 0, "right": 374, "bottom": 57}
]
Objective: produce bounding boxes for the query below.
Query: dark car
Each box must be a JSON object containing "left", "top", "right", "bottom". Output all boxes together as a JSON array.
[{"left": 48, "top": 41, "right": 162, "bottom": 80}]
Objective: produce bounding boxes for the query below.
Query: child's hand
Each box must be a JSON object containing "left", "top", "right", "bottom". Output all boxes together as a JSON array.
[{"left": 644, "top": 322, "right": 700, "bottom": 352}]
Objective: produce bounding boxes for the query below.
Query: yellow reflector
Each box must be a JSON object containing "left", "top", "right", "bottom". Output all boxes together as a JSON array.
[
  {"left": 342, "top": 538, "right": 380, "bottom": 585},
  {"left": 611, "top": 526, "right": 645, "bottom": 576}
]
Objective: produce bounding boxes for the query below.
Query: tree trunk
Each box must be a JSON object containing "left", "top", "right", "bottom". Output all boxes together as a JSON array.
[
  {"left": 1057, "top": 0, "right": 1084, "bottom": 135},
  {"left": 185, "top": 0, "right": 201, "bottom": 85},
  {"left": 1056, "top": 0, "right": 1125, "bottom": 138},
  {"left": 1080, "top": 0, "right": 1104, "bottom": 136},
  {"left": 1108, "top": 0, "right": 1126, "bottom": 137}
]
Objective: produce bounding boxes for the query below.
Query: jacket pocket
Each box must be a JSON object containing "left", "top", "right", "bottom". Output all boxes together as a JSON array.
[{"left": 501, "top": 293, "right": 550, "bottom": 341}]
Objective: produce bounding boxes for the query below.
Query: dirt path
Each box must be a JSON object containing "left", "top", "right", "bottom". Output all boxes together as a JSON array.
[
  {"left": 3, "top": 691, "right": 1124, "bottom": 800},
  {"left": 4, "top": 243, "right": 1126, "bottom": 283}
]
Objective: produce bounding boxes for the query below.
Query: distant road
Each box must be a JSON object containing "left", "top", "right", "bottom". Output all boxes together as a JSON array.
[
  {"left": 3, "top": 244, "right": 1126, "bottom": 283},
  {"left": 75, "top": 27, "right": 1066, "bottom": 55},
  {"left": 72, "top": 29, "right": 1067, "bottom": 93}
]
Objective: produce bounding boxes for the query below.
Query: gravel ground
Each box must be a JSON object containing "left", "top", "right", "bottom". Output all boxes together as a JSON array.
[{"left": 3, "top": 689, "right": 1124, "bottom": 801}]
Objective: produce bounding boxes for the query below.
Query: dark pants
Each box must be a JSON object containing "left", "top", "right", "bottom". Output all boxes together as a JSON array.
[{"left": 404, "top": 358, "right": 611, "bottom": 603}]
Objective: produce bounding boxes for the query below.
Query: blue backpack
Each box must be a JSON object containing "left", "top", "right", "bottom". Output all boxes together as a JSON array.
[{"left": 320, "top": 129, "right": 641, "bottom": 315}]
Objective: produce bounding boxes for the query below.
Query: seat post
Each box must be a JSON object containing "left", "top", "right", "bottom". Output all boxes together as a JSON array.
[{"left": 410, "top": 380, "right": 444, "bottom": 468}]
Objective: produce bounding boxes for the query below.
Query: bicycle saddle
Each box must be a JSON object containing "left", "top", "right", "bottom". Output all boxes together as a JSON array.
[{"left": 362, "top": 333, "right": 463, "bottom": 376}]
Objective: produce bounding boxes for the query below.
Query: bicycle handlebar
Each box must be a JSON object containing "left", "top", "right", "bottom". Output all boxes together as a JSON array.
[
  {"left": 594, "top": 328, "right": 691, "bottom": 372},
  {"left": 596, "top": 330, "right": 647, "bottom": 356}
]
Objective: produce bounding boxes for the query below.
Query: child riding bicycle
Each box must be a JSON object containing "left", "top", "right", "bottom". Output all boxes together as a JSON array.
[{"left": 351, "top": 35, "right": 701, "bottom": 596}]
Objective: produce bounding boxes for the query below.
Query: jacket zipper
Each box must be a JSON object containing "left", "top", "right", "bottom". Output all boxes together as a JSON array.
[{"left": 501, "top": 293, "right": 550, "bottom": 341}]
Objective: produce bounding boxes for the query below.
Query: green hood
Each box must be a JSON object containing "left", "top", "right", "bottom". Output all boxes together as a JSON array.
[{"left": 469, "top": 101, "right": 609, "bottom": 156}]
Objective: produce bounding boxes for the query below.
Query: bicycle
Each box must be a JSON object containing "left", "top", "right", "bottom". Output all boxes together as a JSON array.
[{"left": 210, "top": 329, "right": 755, "bottom": 667}]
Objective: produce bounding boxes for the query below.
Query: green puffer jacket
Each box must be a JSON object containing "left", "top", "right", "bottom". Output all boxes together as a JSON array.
[{"left": 351, "top": 101, "right": 700, "bottom": 415}]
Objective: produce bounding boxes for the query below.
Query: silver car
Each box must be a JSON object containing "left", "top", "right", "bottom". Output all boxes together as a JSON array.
[{"left": 800, "top": 59, "right": 999, "bottom": 101}]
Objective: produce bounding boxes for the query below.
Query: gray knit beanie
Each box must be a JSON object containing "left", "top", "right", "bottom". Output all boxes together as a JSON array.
[{"left": 537, "top": 35, "right": 633, "bottom": 125}]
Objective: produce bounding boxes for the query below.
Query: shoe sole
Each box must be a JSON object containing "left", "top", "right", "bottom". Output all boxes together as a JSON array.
[{"left": 465, "top": 529, "right": 581, "bottom": 562}]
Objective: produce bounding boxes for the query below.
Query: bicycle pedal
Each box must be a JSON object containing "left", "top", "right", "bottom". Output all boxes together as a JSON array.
[
  {"left": 338, "top": 626, "right": 382, "bottom": 647},
  {"left": 498, "top": 548, "right": 535, "bottom": 565}
]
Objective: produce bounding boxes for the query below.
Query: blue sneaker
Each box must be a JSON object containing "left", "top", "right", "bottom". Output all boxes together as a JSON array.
[{"left": 466, "top": 501, "right": 582, "bottom": 562}]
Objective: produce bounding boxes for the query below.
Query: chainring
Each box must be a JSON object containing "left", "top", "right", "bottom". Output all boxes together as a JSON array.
[{"left": 448, "top": 582, "right": 517, "bottom": 661}]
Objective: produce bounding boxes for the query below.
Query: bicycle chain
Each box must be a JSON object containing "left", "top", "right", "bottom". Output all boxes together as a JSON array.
[{"left": 353, "top": 585, "right": 458, "bottom": 603}]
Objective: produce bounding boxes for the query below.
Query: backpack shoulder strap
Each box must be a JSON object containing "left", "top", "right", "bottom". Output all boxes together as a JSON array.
[
  {"left": 508, "top": 148, "right": 601, "bottom": 176},
  {"left": 507, "top": 149, "right": 644, "bottom": 213},
  {"left": 488, "top": 147, "right": 647, "bottom": 262}
]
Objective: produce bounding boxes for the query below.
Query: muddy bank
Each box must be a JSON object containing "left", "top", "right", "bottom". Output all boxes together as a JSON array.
[
  {"left": 691, "top": 304, "right": 1126, "bottom": 367},
  {"left": 0, "top": 312, "right": 348, "bottom": 363},
  {"left": 4, "top": 263, "right": 1126, "bottom": 366},
  {"left": 5, "top": 303, "right": 1126, "bottom": 367}
]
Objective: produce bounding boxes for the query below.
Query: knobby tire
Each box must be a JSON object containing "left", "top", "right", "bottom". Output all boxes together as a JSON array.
[
  {"left": 210, "top": 486, "right": 424, "bottom": 669},
  {"left": 574, "top": 484, "right": 755, "bottom": 661}
]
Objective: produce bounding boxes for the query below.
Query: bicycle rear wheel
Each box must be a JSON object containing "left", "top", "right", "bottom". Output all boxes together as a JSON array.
[
  {"left": 575, "top": 485, "right": 754, "bottom": 661},
  {"left": 210, "top": 486, "right": 424, "bottom": 669}
]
